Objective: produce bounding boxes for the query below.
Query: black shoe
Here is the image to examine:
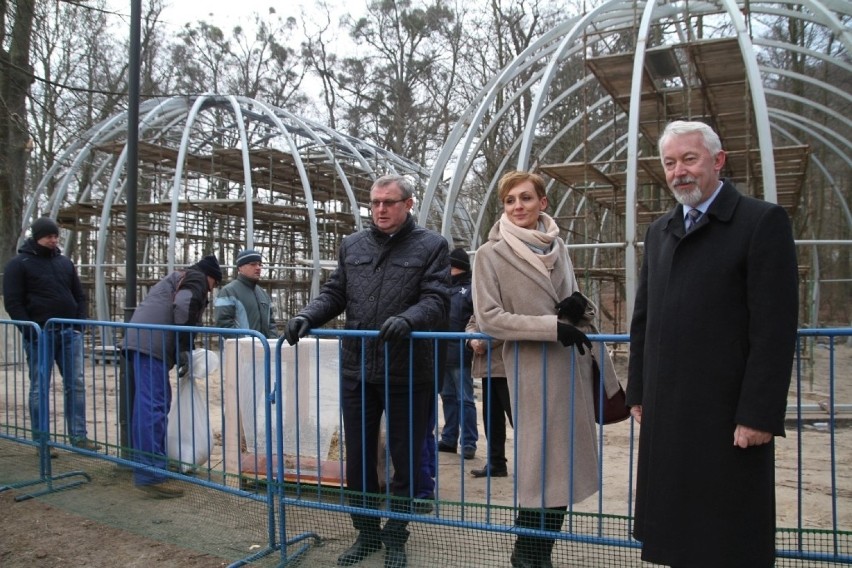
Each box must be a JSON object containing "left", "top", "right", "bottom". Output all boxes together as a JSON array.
[
  {"left": 136, "top": 481, "right": 185, "bottom": 499},
  {"left": 437, "top": 441, "right": 456, "bottom": 453},
  {"left": 462, "top": 447, "right": 476, "bottom": 460},
  {"left": 384, "top": 546, "right": 407, "bottom": 568},
  {"left": 337, "top": 534, "right": 382, "bottom": 566},
  {"left": 71, "top": 437, "right": 101, "bottom": 451},
  {"left": 471, "top": 465, "right": 508, "bottom": 478},
  {"left": 412, "top": 498, "right": 434, "bottom": 515},
  {"left": 510, "top": 549, "right": 531, "bottom": 568}
]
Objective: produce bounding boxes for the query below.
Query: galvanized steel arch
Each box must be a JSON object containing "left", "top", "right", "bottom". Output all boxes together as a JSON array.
[
  {"left": 426, "top": 0, "right": 850, "bottom": 325},
  {"left": 28, "top": 95, "right": 438, "bottom": 324}
]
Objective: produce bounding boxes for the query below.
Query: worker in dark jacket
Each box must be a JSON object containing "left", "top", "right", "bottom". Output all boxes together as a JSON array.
[
  {"left": 122, "top": 254, "right": 222, "bottom": 499},
  {"left": 3, "top": 217, "right": 98, "bottom": 451},
  {"left": 285, "top": 174, "right": 451, "bottom": 568},
  {"left": 437, "top": 247, "right": 478, "bottom": 459},
  {"left": 214, "top": 248, "right": 277, "bottom": 337}
]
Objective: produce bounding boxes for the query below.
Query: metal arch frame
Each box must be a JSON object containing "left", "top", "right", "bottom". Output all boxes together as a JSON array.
[
  {"left": 769, "top": 119, "right": 849, "bottom": 328},
  {"left": 26, "top": 95, "right": 447, "bottom": 325},
  {"left": 419, "top": 14, "right": 589, "bottom": 233},
  {"left": 767, "top": 110, "right": 852, "bottom": 228},
  {"left": 764, "top": 89, "right": 852, "bottom": 138},
  {"left": 763, "top": 67, "right": 852, "bottom": 109},
  {"left": 425, "top": 0, "right": 849, "bottom": 326},
  {"left": 517, "top": 1, "right": 632, "bottom": 171}
]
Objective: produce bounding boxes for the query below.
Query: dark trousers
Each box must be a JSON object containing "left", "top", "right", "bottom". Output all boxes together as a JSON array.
[
  {"left": 514, "top": 506, "right": 566, "bottom": 564},
  {"left": 417, "top": 391, "right": 437, "bottom": 498},
  {"left": 341, "top": 379, "right": 431, "bottom": 545},
  {"left": 481, "top": 376, "right": 512, "bottom": 468}
]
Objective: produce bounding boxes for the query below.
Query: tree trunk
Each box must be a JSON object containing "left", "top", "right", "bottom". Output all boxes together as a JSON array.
[{"left": 0, "top": 0, "right": 36, "bottom": 287}]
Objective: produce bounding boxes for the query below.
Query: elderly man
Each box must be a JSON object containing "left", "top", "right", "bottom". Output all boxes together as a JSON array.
[
  {"left": 285, "top": 174, "right": 450, "bottom": 568},
  {"left": 627, "top": 120, "right": 799, "bottom": 567}
]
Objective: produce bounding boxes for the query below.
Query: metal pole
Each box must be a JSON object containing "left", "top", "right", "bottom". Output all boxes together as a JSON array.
[{"left": 120, "top": 0, "right": 142, "bottom": 456}]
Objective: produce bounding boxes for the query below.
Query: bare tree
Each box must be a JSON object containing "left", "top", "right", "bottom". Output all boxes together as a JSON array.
[
  {"left": 335, "top": 0, "right": 458, "bottom": 163},
  {"left": 0, "top": 0, "right": 36, "bottom": 275}
]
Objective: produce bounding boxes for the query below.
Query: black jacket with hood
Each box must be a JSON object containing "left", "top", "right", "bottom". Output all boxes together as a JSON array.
[{"left": 3, "top": 238, "right": 86, "bottom": 327}]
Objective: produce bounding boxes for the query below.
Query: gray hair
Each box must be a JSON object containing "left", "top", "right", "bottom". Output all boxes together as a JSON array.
[
  {"left": 372, "top": 174, "right": 415, "bottom": 199},
  {"left": 658, "top": 120, "right": 722, "bottom": 157}
]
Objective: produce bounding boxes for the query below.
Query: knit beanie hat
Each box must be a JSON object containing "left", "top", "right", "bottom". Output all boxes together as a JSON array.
[
  {"left": 31, "top": 217, "right": 60, "bottom": 241},
  {"left": 236, "top": 249, "right": 263, "bottom": 267},
  {"left": 192, "top": 254, "right": 223, "bottom": 283},
  {"left": 449, "top": 247, "right": 470, "bottom": 271}
]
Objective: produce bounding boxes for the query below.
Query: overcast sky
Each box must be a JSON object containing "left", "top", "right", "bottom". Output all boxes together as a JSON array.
[{"left": 105, "top": 0, "right": 342, "bottom": 32}]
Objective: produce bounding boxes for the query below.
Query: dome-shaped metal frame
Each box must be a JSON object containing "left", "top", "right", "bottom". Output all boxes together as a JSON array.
[
  {"left": 421, "top": 0, "right": 850, "bottom": 327},
  {"left": 25, "top": 94, "right": 474, "bottom": 326}
]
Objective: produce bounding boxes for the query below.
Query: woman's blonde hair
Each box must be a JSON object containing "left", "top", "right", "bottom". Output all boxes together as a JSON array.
[{"left": 497, "top": 171, "right": 546, "bottom": 202}]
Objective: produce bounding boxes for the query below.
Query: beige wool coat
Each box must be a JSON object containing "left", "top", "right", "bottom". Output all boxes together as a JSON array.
[{"left": 472, "top": 218, "right": 619, "bottom": 508}]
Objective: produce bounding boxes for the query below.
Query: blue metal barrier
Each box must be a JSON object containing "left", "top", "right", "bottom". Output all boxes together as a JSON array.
[{"left": 1, "top": 321, "right": 849, "bottom": 565}]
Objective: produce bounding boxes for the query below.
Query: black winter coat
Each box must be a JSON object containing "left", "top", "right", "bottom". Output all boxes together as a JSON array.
[
  {"left": 3, "top": 239, "right": 86, "bottom": 326},
  {"left": 626, "top": 181, "right": 799, "bottom": 567},
  {"left": 298, "top": 215, "right": 451, "bottom": 387},
  {"left": 444, "top": 270, "right": 473, "bottom": 369}
]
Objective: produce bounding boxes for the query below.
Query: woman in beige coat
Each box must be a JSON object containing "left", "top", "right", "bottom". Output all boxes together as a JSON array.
[{"left": 472, "top": 171, "right": 620, "bottom": 568}]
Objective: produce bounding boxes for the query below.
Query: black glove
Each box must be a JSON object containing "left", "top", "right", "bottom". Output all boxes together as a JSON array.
[
  {"left": 377, "top": 316, "right": 411, "bottom": 343},
  {"left": 555, "top": 291, "right": 588, "bottom": 324},
  {"left": 556, "top": 322, "right": 592, "bottom": 355},
  {"left": 177, "top": 351, "right": 190, "bottom": 378},
  {"left": 284, "top": 316, "right": 311, "bottom": 346}
]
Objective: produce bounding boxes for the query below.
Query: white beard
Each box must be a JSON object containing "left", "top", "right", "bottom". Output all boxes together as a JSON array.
[{"left": 671, "top": 178, "right": 703, "bottom": 207}]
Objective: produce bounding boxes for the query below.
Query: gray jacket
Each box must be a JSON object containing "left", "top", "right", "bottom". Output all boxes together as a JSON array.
[
  {"left": 123, "top": 269, "right": 210, "bottom": 367},
  {"left": 214, "top": 274, "right": 276, "bottom": 338}
]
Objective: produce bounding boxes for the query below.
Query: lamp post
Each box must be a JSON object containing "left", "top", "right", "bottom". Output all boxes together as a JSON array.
[{"left": 119, "top": 0, "right": 141, "bottom": 456}]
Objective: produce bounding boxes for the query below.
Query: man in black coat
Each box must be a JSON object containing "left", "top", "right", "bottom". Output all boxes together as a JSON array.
[
  {"left": 626, "top": 121, "right": 799, "bottom": 567},
  {"left": 285, "top": 174, "right": 450, "bottom": 568},
  {"left": 3, "top": 217, "right": 99, "bottom": 452}
]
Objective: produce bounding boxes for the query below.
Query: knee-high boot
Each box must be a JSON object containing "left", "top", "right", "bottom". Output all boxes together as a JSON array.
[{"left": 511, "top": 507, "right": 565, "bottom": 567}]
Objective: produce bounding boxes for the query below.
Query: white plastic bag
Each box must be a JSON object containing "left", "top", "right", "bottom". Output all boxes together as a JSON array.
[{"left": 167, "top": 349, "right": 216, "bottom": 471}]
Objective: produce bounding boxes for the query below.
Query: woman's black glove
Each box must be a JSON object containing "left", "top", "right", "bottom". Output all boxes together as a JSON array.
[
  {"left": 555, "top": 291, "right": 588, "bottom": 324},
  {"left": 557, "top": 322, "right": 592, "bottom": 355}
]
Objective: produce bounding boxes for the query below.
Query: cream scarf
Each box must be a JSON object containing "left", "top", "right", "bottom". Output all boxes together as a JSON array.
[{"left": 498, "top": 212, "right": 561, "bottom": 277}]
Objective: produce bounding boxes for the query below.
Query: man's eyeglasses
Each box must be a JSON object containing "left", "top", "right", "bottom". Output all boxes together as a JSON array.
[{"left": 369, "top": 198, "right": 407, "bottom": 209}]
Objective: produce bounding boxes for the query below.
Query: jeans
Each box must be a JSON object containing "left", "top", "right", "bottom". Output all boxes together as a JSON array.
[
  {"left": 129, "top": 350, "right": 172, "bottom": 486},
  {"left": 417, "top": 392, "right": 437, "bottom": 498},
  {"left": 24, "top": 327, "right": 88, "bottom": 441},
  {"left": 440, "top": 366, "right": 478, "bottom": 451}
]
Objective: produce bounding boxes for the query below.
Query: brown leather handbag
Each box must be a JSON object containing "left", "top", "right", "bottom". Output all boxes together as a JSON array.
[{"left": 592, "top": 358, "right": 630, "bottom": 425}]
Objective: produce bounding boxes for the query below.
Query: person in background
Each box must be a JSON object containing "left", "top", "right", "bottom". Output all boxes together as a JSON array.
[
  {"left": 214, "top": 248, "right": 277, "bottom": 338},
  {"left": 437, "top": 247, "right": 478, "bottom": 460},
  {"left": 4, "top": 217, "right": 99, "bottom": 453},
  {"left": 473, "top": 170, "right": 619, "bottom": 568},
  {"left": 284, "top": 174, "right": 450, "bottom": 568},
  {"left": 122, "top": 254, "right": 222, "bottom": 499},
  {"left": 627, "top": 120, "right": 799, "bottom": 568},
  {"left": 466, "top": 314, "right": 511, "bottom": 478}
]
